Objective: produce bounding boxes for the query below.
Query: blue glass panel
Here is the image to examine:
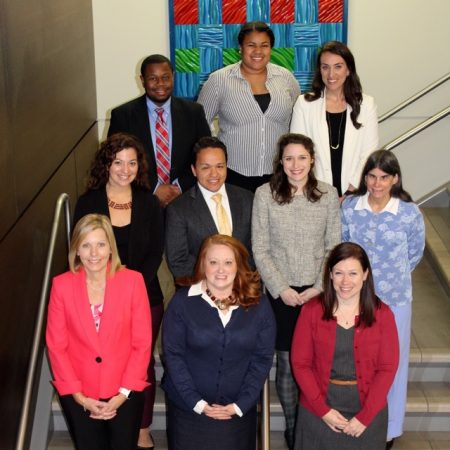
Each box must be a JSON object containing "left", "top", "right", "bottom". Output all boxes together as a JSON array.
[
  {"left": 294, "top": 70, "right": 314, "bottom": 93},
  {"left": 319, "top": 23, "right": 344, "bottom": 45},
  {"left": 199, "top": 0, "right": 222, "bottom": 24},
  {"left": 223, "top": 24, "right": 241, "bottom": 48},
  {"left": 247, "top": 0, "right": 269, "bottom": 22},
  {"left": 271, "top": 23, "right": 292, "bottom": 48},
  {"left": 198, "top": 25, "right": 224, "bottom": 48},
  {"left": 294, "top": 46, "right": 317, "bottom": 72},
  {"left": 175, "top": 72, "right": 200, "bottom": 99},
  {"left": 295, "top": 0, "right": 318, "bottom": 24},
  {"left": 200, "top": 47, "right": 222, "bottom": 72},
  {"left": 293, "top": 23, "right": 319, "bottom": 46},
  {"left": 175, "top": 25, "right": 198, "bottom": 49}
]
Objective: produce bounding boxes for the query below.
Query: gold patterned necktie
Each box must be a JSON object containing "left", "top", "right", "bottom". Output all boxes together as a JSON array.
[{"left": 211, "top": 193, "right": 232, "bottom": 236}]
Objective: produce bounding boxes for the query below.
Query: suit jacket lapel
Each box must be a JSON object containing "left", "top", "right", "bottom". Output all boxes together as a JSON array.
[
  {"left": 73, "top": 269, "right": 101, "bottom": 351},
  {"left": 226, "top": 185, "right": 241, "bottom": 238},
  {"left": 137, "top": 95, "right": 156, "bottom": 166},
  {"left": 192, "top": 185, "right": 218, "bottom": 235},
  {"left": 170, "top": 97, "right": 183, "bottom": 171}
]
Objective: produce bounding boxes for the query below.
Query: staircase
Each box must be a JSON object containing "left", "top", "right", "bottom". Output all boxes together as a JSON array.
[{"left": 49, "top": 203, "right": 450, "bottom": 449}]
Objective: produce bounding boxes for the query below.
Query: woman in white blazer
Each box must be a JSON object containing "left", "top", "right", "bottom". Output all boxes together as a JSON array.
[{"left": 290, "top": 41, "right": 378, "bottom": 198}]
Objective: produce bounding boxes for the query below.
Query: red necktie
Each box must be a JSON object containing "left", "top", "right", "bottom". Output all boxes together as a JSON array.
[{"left": 155, "top": 108, "right": 170, "bottom": 185}]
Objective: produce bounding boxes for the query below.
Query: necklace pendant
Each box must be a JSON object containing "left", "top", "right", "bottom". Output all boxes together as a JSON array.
[
  {"left": 330, "top": 143, "right": 340, "bottom": 150},
  {"left": 215, "top": 300, "right": 227, "bottom": 310}
]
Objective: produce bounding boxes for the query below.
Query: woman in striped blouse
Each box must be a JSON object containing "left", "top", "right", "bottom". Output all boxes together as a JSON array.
[{"left": 198, "top": 21, "right": 300, "bottom": 193}]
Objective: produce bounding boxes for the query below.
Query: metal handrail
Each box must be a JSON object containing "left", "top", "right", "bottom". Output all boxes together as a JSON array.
[
  {"left": 378, "top": 72, "right": 450, "bottom": 123},
  {"left": 15, "top": 193, "right": 71, "bottom": 450},
  {"left": 261, "top": 380, "right": 270, "bottom": 450},
  {"left": 417, "top": 182, "right": 450, "bottom": 206},
  {"left": 382, "top": 106, "right": 450, "bottom": 151}
]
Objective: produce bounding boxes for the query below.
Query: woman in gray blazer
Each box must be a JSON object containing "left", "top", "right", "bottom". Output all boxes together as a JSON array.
[{"left": 252, "top": 133, "right": 341, "bottom": 449}]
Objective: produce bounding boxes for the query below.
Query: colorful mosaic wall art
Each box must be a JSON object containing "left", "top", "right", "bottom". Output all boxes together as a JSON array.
[{"left": 169, "top": 0, "right": 348, "bottom": 99}]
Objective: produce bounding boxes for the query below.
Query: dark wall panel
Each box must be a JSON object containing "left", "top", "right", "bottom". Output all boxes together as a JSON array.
[
  {"left": 0, "top": 0, "right": 98, "bottom": 446},
  {"left": 1, "top": 0, "right": 97, "bottom": 231}
]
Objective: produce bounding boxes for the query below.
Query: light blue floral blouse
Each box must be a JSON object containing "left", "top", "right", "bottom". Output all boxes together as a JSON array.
[{"left": 341, "top": 193, "right": 425, "bottom": 307}]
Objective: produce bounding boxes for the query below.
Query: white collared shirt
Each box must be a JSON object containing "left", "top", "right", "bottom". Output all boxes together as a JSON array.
[
  {"left": 197, "top": 183, "right": 233, "bottom": 233},
  {"left": 355, "top": 192, "right": 400, "bottom": 215}
]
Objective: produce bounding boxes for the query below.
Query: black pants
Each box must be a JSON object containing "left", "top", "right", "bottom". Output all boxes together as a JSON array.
[{"left": 59, "top": 391, "right": 144, "bottom": 450}]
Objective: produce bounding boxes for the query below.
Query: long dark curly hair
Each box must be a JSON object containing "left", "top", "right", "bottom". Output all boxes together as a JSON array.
[
  {"left": 270, "top": 133, "right": 323, "bottom": 205},
  {"left": 305, "top": 41, "right": 363, "bottom": 129},
  {"left": 86, "top": 133, "right": 150, "bottom": 190}
]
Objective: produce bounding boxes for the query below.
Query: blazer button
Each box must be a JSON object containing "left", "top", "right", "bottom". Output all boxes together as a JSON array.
[{"left": 95, "top": 356, "right": 102, "bottom": 363}]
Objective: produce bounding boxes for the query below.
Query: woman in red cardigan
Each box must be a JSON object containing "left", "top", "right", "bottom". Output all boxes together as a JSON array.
[
  {"left": 291, "top": 242, "right": 399, "bottom": 450},
  {"left": 46, "top": 214, "right": 152, "bottom": 450}
]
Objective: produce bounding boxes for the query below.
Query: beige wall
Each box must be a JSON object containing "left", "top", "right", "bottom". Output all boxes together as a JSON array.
[{"left": 93, "top": 0, "right": 450, "bottom": 120}]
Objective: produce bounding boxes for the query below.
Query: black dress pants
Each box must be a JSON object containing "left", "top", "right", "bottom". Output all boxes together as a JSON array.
[{"left": 59, "top": 391, "right": 144, "bottom": 450}]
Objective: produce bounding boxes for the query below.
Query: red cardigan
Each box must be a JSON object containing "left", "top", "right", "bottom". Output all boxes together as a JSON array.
[
  {"left": 291, "top": 298, "right": 399, "bottom": 426},
  {"left": 46, "top": 267, "right": 152, "bottom": 399}
]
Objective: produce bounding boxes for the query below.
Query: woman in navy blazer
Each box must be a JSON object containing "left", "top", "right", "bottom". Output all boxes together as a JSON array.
[
  {"left": 291, "top": 243, "right": 399, "bottom": 450},
  {"left": 46, "top": 214, "right": 152, "bottom": 450},
  {"left": 162, "top": 234, "right": 276, "bottom": 450},
  {"left": 73, "top": 133, "right": 164, "bottom": 449}
]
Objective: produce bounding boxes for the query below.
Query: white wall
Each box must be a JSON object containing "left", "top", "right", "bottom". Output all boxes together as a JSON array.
[
  {"left": 92, "top": 0, "right": 169, "bottom": 139},
  {"left": 92, "top": 0, "right": 450, "bottom": 198}
]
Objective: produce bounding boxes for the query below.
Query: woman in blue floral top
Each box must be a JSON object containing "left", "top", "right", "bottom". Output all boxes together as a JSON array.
[{"left": 341, "top": 150, "right": 425, "bottom": 449}]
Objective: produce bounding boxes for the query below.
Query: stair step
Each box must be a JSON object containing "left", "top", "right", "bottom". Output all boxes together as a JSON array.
[
  {"left": 52, "top": 380, "right": 450, "bottom": 432},
  {"left": 47, "top": 430, "right": 450, "bottom": 450}
]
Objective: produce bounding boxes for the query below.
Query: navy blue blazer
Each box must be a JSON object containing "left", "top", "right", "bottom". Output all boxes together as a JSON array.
[
  {"left": 108, "top": 95, "right": 211, "bottom": 192},
  {"left": 162, "top": 287, "right": 276, "bottom": 414},
  {"left": 73, "top": 186, "right": 165, "bottom": 306}
]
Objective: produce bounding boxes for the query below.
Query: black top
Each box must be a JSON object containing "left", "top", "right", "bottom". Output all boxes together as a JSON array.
[
  {"left": 326, "top": 111, "right": 347, "bottom": 196},
  {"left": 254, "top": 93, "right": 271, "bottom": 113},
  {"left": 113, "top": 224, "right": 131, "bottom": 266},
  {"left": 73, "top": 186, "right": 165, "bottom": 306}
]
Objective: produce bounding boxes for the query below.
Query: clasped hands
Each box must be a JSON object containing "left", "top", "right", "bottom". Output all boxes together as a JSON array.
[
  {"left": 280, "top": 287, "right": 320, "bottom": 307},
  {"left": 76, "top": 393, "right": 127, "bottom": 420},
  {"left": 203, "top": 403, "right": 236, "bottom": 420},
  {"left": 322, "top": 409, "right": 366, "bottom": 438}
]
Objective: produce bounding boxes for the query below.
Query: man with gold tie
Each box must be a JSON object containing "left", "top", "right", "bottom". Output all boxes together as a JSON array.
[{"left": 165, "top": 137, "right": 254, "bottom": 283}]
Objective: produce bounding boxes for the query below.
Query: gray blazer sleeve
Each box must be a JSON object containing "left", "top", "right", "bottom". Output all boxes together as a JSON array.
[{"left": 252, "top": 186, "right": 290, "bottom": 298}]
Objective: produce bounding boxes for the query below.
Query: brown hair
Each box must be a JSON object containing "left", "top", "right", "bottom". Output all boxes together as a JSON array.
[
  {"left": 68, "top": 214, "right": 122, "bottom": 275},
  {"left": 86, "top": 133, "right": 150, "bottom": 190},
  {"left": 270, "top": 133, "right": 323, "bottom": 204},
  {"left": 305, "top": 41, "right": 363, "bottom": 129},
  {"left": 352, "top": 150, "right": 413, "bottom": 202},
  {"left": 191, "top": 235, "right": 261, "bottom": 307},
  {"left": 321, "top": 242, "right": 380, "bottom": 327}
]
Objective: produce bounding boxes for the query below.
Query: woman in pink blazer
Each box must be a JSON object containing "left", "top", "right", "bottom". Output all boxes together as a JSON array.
[{"left": 46, "top": 213, "right": 152, "bottom": 450}]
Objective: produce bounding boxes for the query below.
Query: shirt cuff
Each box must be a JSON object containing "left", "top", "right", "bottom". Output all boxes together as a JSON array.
[
  {"left": 118, "top": 387, "right": 131, "bottom": 398},
  {"left": 233, "top": 403, "right": 243, "bottom": 417},
  {"left": 193, "top": 399, "right": 207, "bottom": 414},
  {"left": 172, "top": 178, "right": 182, "bottom": 192}
]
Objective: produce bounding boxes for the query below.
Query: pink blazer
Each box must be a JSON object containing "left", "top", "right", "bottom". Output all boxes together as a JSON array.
[{"left": 46, "top": 267, "right": 152, "bottom": 399}]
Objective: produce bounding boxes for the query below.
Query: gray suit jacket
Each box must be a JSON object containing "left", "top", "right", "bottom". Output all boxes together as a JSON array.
[{"left": 165, "top": 183, "right": 254, "bottom": 278}]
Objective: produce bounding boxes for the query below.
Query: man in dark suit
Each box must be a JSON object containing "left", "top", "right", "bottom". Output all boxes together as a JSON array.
[
  {"left": 108, "top": 54, "right": 211, "bottom": 207},
  {"left": 165, "top": 137, "right": 254, "bottom": 282}
]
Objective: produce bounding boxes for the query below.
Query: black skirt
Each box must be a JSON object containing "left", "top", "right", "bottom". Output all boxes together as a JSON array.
[{"left": 167, "top": 400, "right": 257, "bottom": 450}]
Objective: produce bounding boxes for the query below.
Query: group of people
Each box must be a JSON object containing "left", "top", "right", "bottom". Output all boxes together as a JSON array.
[{"left": 45, "top": 20, "right": 425, "bottom": 450}]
